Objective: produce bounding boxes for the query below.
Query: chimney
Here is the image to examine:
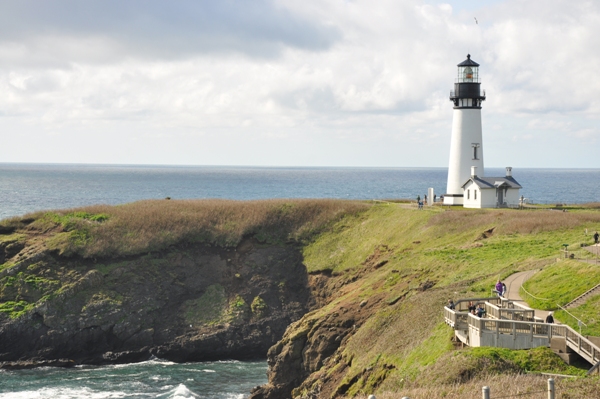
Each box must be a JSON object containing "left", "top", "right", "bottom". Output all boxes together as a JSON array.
[
  {"left": 506, "top": 167, "right": 512, "bottom": 177},
  {"left": 471, "top": 166, "right": 477, "bottom": 178}
]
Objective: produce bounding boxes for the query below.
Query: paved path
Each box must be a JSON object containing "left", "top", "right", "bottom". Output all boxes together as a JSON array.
[{"left": 503, "top": 270, "right": 552, "bottom": 321}]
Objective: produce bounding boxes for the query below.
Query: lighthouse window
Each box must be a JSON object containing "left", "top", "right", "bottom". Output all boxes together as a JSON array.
[
  {"left": 472, "top": 143, "right": 480, "bottom": 160},
  {"left": 464, "top": 67, "right": 473, "bottom": 81}
]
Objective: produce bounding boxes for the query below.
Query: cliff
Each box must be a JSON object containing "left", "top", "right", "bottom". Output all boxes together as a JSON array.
[
  {"left": 0, "top": 199, "right": 365, "bottom": 367},
  {"left": 2, "top": 200, "right": 600, "bottom": 398}
]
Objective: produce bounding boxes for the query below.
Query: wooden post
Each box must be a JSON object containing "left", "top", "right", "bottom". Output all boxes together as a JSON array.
[
  {"left": 548, "top": 378, "right": 555, "bottom": 399},
  {"left": 482, "top": 386, "right": 490, "bottom": 399}
]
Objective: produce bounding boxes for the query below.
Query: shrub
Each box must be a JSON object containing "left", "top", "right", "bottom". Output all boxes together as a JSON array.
[{"left": 18, "top": 199, "right": 368, "bottom": 258}]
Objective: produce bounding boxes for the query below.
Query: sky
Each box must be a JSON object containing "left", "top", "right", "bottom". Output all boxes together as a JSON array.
[{"left": 0, "top": 0, "right": 598, "bottom": 168}]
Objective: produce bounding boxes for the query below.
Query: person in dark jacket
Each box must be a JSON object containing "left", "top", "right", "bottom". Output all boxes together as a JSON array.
[
  {"left": 447, "top": 299, "right": 455, "bottom": 310},
  {"left": 545, "top": 312, "right": 554, "bottom": 324}
]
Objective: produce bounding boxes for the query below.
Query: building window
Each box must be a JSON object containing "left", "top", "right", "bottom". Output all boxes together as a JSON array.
[
  {"left": 467, "top": 189, "right": 470, "bottom": 200},
  {"left": 472, "top": 143, "right": 480, "bottom": 160},
  {"left": 475, "top": 190, "right": 477, "bottom": 200}
]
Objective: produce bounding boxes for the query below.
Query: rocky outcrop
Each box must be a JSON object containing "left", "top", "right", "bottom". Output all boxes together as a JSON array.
[
  {"left": 0, "top": 237, "right": 311, "bottom": 368},
  {"left": 250, "top": 285, "right": 386, "bottom": 399}
]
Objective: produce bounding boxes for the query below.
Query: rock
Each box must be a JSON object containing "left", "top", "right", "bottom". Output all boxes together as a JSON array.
[{"left": 0, "top": 238, "right": 310, "bottom": 368}]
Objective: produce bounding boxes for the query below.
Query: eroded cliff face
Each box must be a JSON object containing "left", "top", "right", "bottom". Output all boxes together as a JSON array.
[
  {"left": 0, "top": 235, "right": 310, "bottom": 368},
  {"left": 250, "top": 252, "right": 394, "bottom": 399}
]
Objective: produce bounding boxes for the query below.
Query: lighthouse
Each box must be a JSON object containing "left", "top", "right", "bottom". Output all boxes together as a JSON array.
[{"left": 443, "top": 54, "right": 486, "bottom": 206}]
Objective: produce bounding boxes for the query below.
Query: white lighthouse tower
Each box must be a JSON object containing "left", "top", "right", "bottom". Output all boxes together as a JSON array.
[{"left": 443, "top": 54, "right": 486, "bottom": 205}]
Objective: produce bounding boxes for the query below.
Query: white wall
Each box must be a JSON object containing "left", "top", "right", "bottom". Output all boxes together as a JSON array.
[
  {"left": 480, "top": 189, "right": 498, "bottom": 208},
  {"left": 445, "top": 108, "right": 484, "bottom": 202},
  {"left": 463, "top": 180, "right": 481, "bottom": 208},
  {"left": 504, "top": 188, "right": 521, "bottom": 207},
  {"left": 463, "top": 182, "right": 521, "bottom": 208}
]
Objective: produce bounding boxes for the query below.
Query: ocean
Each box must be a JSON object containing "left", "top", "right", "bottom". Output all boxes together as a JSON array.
[
  {"left": 0, "top": 359, "right": 267, "bottom": 399},
  {"left": 1, "top": 163, "right": 599, "bottom": 220},
  {"left": 0, "top": 163, "right": 599, "bottom": 397}
]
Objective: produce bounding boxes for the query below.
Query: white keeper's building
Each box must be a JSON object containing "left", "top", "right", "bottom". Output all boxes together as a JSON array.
[{"left": 443, "top": 55, "right": 522, "bottom": 208}]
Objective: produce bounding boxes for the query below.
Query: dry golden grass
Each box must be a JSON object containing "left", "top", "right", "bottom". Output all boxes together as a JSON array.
[
  {"left": 350, "top": 374, "right": 600, "bottom": 399},
  {"left": 26, "top": 199, "right": 368, "bottom": 258},
  {"left": 427, "top": 208, "right": 600, "bottom": 236}
]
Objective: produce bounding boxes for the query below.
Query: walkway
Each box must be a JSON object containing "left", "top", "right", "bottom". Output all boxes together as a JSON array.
[
  {"left": 503, "top": 270, "right": 552, "bottom": 322},
  {"left": 444, "top": 271, "right": 600, "bottom": 372}
]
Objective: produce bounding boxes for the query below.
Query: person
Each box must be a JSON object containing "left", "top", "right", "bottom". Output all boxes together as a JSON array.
[
  {"left": 468, "top": 301, "right": 476, "bottom": 313},
  {"left": 502, "top": 282, "right": 507, "bottom": 297},
  {"left": 594, "top": 231, "right": 599, "bottom": 244},
  {"left": 447, "top": 299, "right": 455, "bottom": 310},
  {"left": 545, "top": 312, "right": 554, "bottom": 324},
  {"left": 433, "top": 194, "right": 437, "bottom": 203},
  {"left": 495, "top": 280, "right": 504, "bottom": 297},
  {"left": 476, "top": 304, "right": 485, "bottom": 318}
]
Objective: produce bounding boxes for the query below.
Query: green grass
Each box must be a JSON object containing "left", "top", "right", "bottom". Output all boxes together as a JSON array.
[
  {"left": 555, "top": 294, "right": 600, "bottom": 336},
  {"left": 521, "top": 260, "right": 600, "bottom": 312},
  {"left": 0, "top": 300, "right": 35, "bottom": 318},
  {"left": 522, "top": 260, "right": 600, "bottom": 307},
  {"left": 3, "top": 200, "right": 600, "bottom": 395},
  {"left": 464, "top": 347, "right": 586, "bottom": 375},
  {"left": 15, "top": 199, "right": 368, "bottom": 258},
  {"left": 294, "top": 205, "right": 600, "bottom": 396}
]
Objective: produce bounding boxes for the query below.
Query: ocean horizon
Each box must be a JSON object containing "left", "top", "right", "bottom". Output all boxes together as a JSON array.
[{"left": 1, "top": 163, "right": 599, "bottom": 220}]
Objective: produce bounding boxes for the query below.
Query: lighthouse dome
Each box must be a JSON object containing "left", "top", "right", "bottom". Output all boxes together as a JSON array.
[{"left": 457, "top": 54, "right": 480, "bottom": 67}]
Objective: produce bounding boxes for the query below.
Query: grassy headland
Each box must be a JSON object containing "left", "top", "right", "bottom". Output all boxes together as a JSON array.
[
  {"left": 0, "top": 198, "right": 368, "bottom": 259},
  {"left": 286, "top": 203, "right": 600, "bottom": 398},
  {"left": 2, "top": 200, "right": 600, "bottom": 397}
]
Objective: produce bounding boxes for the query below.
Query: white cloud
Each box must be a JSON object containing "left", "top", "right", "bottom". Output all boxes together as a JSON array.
[{"left": 0, "top": 0, "right": 598, "bottom": 167}]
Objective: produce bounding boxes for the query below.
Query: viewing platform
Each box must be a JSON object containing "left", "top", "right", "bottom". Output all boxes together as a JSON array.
[{"left": 444, "top": 296, "right": 600, "bottom": 374}]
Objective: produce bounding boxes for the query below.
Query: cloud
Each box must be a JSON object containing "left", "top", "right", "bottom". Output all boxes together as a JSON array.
[
  {"left": 0, "top": 0, "right": 341, "bottom": 66},
  {"left": 0, "top": 0, "right": 599, "bottom": 167}
]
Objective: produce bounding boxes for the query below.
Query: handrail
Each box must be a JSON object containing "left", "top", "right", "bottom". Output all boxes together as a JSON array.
[
  {"left": 520, "top": 280, "right": 551, "bottom": 302},
  {"left": 444, "top": 300, "right": 600, "bottom": 372},
  {"left": 556, "top": 303, "right": 587, "bottom": 327},
  {"left": 563, "top": 282, "right": 600, "bottom": 308}
]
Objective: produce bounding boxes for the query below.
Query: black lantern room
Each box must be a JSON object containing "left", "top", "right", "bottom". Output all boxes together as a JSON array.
[{"left": 450, "top": 54, "right": 486, "bottom": 109}]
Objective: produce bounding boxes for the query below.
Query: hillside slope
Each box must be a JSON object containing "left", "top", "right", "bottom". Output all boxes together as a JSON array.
[
  {"left": 250, "top": 204, "right": 600, "bottom": 398},
  {"left": 0, "top": 199, "right": 365, "bottom": 367},
  {"left": 2, "top": 200, "right": 600, "bottom": 398}
]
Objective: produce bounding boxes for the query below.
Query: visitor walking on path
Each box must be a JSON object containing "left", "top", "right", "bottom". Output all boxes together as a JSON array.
[{"left": 594, "top": 231, "right": 599, "bottom": 244}]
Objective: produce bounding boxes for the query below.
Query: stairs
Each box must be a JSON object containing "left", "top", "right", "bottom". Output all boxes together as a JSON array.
[{"left": 564, "top": 283, "right": 600, "bottom": 309}]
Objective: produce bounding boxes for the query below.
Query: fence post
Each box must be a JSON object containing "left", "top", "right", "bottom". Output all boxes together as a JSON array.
[
  {"left": 482, "top": 386, "right": 490, "bottom": 399},
  {"left": 548, "top": 378, "right": 555, "bottom": 399}
]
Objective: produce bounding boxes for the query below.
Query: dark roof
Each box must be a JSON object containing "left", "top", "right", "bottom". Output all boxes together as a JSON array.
[
  {"left": 457, "top": 54, "right": 480, "bottom": 67},
  {"left": 462, "top": 175, "right": 522, "bottom": 189}
]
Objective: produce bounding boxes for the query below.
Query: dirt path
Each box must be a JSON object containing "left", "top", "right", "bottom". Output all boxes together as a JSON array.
[{"left": 503, "top": 270, "right": 552, "bottom": 321}]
